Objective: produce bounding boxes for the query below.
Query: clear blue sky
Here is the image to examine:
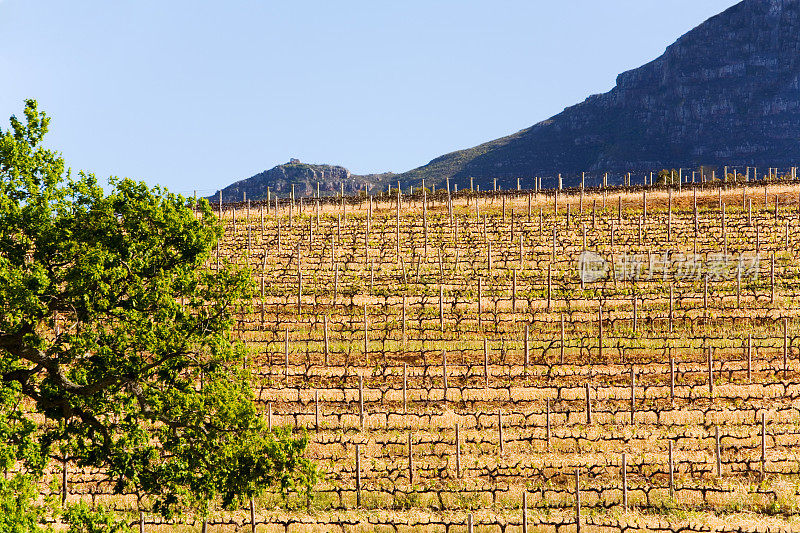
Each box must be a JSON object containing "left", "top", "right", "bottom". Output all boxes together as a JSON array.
[{"left": 1, "top": 0, "right": 740, "bottom": 196}]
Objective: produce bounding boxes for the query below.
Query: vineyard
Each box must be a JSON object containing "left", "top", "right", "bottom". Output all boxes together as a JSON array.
[{"left": 61, "top": 180, "right": 800, "bottom": 532}]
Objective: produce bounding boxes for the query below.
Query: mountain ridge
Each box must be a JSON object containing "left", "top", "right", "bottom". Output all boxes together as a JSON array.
[
  {"left": 396, "top": 0, "right": 800, "bottom": 189},
  {"left": 213, "top": 0, "right": 800, "bottom": 196}
]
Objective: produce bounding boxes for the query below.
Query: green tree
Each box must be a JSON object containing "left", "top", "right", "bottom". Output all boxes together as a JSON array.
[
  {"left": 0, "top": 100, "right": 316, "bottom": 524},
  {"left": 62, "top": 503, "right": 130, "bottom": 533},
  {"left": 657, "top": 169, "right": 675, "bottom": 186},
  {"left": 0, "top": 378, "right": 53, "bottom": 533}
]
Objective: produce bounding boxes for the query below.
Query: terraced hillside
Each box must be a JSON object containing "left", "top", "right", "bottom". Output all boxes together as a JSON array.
[{"left": 58, "top": 179, "right": 800, "bottom": 532}]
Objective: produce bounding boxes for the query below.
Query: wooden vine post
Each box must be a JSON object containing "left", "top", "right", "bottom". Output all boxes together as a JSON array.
[
  {"left": 522, "top": 491, "right": 528, "bottom": 533},
  {"left": 669, "top": 440, "right": 674, "bottom": 500},
  {"left": 355, "top": 443, "right": 362, "bottom": 507},
  {"left": 630, "top": 366, "right": 636, "bottom": 424},
  {"left": 621, "top": 452, "right": 627, "bottom": 511},
  {"left": 358, "top": 375, "right": 365, "bottom": 429},
  {"left": 408, "top": 432, "right": 414, "bottom": 484},
  {"left": 455, "top": 423, "right": 461, "bottom": 478},
  {"left": 585, "top": 383, "right": 592, "bottom": 424},
  {"left": 761, "top": 412, "right": 767, "bottom": 481},
  {"left": 546, "top": 399, "right": 551, "bottom": 450},
  {"left": 364, "top": 305, "right": 369, "bottom": 364},
  {"left": 575, "top": 469, "right": 582, "bottom": 533}
]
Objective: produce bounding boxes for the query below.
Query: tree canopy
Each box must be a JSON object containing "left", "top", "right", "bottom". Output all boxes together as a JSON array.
[{"left": 0, "top": 100, "right": 315, "bottom": 527}]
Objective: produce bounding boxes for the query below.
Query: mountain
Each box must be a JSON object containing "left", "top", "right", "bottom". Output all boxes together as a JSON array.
[
  {"left": 210, "top": 159, "right": 395, "bottom": 202},
  {"left": 397, "top": 0, "right": 800, "bottom": 189},
  {"left": 213, "top": 0, "right": 800, "bottom": 196}
]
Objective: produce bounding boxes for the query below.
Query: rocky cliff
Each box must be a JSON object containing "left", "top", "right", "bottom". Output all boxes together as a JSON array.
[{"left": 398, "top": 0, "right": 800, "bottom": 188}]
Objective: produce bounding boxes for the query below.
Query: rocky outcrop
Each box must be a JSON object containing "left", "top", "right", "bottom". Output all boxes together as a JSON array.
[
  {"left": 398, "top": 0, "right": 800, "bottom": 188},
  {"left": 211, "top": 161, "right": 355, "bottom": 202},
  {"left": 213, "top": 160, "right": 398, "bottom": 201}
]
